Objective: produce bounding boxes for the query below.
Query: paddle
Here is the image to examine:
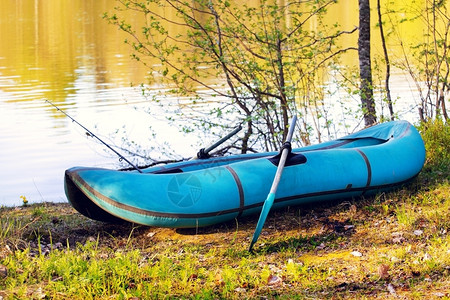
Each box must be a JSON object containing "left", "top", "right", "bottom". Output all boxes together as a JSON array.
[{"left": 249, "top": 115, "right": 297, "bottom": 252}]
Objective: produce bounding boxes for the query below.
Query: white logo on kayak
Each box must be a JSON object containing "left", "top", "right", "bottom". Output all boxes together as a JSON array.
[{"left": 167, "top": 174, "right": 202, "bottom": 207}]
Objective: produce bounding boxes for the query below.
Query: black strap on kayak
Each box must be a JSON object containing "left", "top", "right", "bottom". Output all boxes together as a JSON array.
[{"left": 280, "top": 141, "right": 292, "bottom": 153}]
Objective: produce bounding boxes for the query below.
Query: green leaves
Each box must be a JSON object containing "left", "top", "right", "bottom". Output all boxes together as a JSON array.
[{"left": 108, "top": 0, "right": 359, "bottom": 152}]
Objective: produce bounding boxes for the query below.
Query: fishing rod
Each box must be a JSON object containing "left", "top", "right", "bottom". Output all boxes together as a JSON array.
[{"left": 45, "top": 100, "right": 143, "bottom": 173}]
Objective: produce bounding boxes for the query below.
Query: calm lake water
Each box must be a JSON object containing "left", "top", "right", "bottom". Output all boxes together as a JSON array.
[
  {"left": 0, "top": 1, "right": 208, "bottom": 206},
  {"left": 0, "top": 1, "right": 423, "bottom": 207}
]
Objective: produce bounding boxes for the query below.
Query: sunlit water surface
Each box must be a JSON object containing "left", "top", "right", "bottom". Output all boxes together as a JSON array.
[{"left": 0, "top": 1, "right": 205, "bottom": 206}]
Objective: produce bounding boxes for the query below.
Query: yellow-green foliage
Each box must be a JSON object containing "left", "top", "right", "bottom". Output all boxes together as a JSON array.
[{"left": 418, "top": 119, "right": 450, "bottom": 176}]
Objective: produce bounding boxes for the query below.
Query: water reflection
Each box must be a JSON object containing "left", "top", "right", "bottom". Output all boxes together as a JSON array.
[
  {"left": 0, "top": 1, "right": 163, "bottom": 206},
  {"left": 0, "top": 1, "right": 149, "bottom": 102}
]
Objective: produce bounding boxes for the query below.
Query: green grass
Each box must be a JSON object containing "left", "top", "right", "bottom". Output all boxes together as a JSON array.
[{"left": 0, "top": 120, "right": 449, "bottom": 299}]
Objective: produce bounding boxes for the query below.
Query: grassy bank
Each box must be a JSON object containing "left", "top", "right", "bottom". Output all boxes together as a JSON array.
[{"left": 1, "top": 120, "right": 449, "bottom": 299}]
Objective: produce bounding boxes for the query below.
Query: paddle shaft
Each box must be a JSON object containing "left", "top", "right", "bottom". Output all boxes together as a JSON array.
[
  {"left": 267, "top": 117, "right": 296, "bottom": 194},
  {"left": 268, "top": 146, "right": 290, "bottom": 194},
  {"left": 204, "top": 125, "right": 242, "bottom": 154},
  {"left": 46, "top": 100, "right": 143, "bottom": 173},
  {"left": 191, "top": 125, "right": 242, "bottom": 160},
  {"left": 249, "top": 115, "right": 297, "bottom": 251}
]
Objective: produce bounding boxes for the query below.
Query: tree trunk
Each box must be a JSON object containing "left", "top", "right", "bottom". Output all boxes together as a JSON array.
[
  {"left": 358, "top": 0, "right": 377, "bottom": 126},
  {"left": 377, "top": 0, "right": 394, "bottom": 120}
]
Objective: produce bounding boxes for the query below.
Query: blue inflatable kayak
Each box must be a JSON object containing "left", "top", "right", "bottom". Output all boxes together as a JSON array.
[{"left": 65, "top": 120, "right": 425, "bottom": 228}]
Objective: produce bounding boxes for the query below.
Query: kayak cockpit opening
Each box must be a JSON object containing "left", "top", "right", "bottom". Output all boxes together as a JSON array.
[
  {"left": 339, "top": 137, "right": 388, "bottom": 148},
  {"left": 153, "top": 168, "right": 184, "bottom": 174}
]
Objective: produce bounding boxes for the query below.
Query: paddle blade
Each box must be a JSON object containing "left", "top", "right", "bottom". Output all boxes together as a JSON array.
[{"left": 249, "top": 192, "right": 276, "bottom": 251}]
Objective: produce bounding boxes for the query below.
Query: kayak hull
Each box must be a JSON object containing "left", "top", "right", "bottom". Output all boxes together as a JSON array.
[{"left": 65, "top": 120, "right": 425, "bottom": 228}]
